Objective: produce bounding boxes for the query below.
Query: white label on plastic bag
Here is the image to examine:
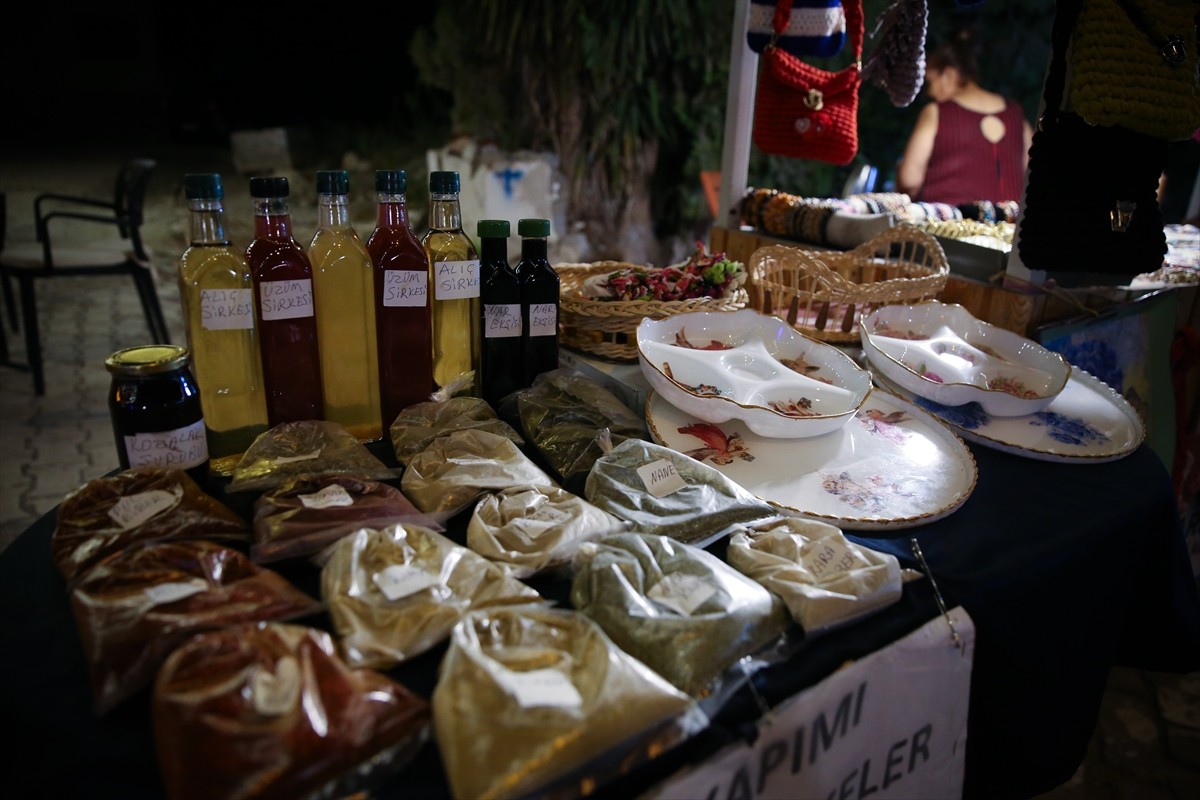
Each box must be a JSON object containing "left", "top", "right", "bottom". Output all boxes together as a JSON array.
[
  {"left": 648, "top": 573, "right": 716, "bottom": 616},
  {"left": 123, "top": 420, "right": 209, "bottom": 471},
  {"left": 484, "top": 303, "right": 522, "bottom": 338},
  {"left": 144, "top": 580, "right": 208, "bottom": 605},
  {"left": 260, "top": 279, "right": 314, "bottom": 321},
  {"left": 529, "top": 303, "right": 557, "bottom": 337},
  {"left": 298, "top": 484, "right": 355, "bottom": 509},
  {"left": 433, "top": 259, "right": 480, "bottom": 300},
  {"left": 372, "top": 564, "right": 441, "bottom": 601},
  {"left": 252, "top": 656, "right": 300, "bottom": 716},
  {"left": 637, "top": 458, "right": 686, "bottom": 498},
  {"left": 273, "top": 450, "right": 321, "bottom": 465},
  {"left": 805, "top": 538, "right": 862, "bottom": 582},
  {"left": 200, "top": 288, "right": 254, "bottom": 330},
  {"left": 383, "top": 269, "right": 428, "bottom": 307},
  {"left": 107, "top": 486, "right": 185, "bottom": 529},
  {"left": 496, "top": 667, "right": 583, "bottom": 709}
]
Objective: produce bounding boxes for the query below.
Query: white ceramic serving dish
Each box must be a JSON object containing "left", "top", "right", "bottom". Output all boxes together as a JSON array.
[
  {"left": 636, "top": 308, "right": 871, "bottom": 438},
  {"left": 859, "top": 301, "right": 1071, "bottom": 416}
]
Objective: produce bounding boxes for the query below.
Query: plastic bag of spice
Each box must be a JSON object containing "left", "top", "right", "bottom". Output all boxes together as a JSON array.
[
  {"left": 432, "top": 604, "right": 703, "bottom": 800},
  {"left": 570, "top": 532, "right": 790, "bottom": 697},
  {"left": 725, "top": 517, "right": 902, "bottom": 636},
  {"left": 227, "top": 420, "right": 399, "bottom": 494},
  {"left": 251, "top": 475, "right": 442, "bottom": 564},
  {"left": 389, "top": 393, "right": 524, "bottom": 467},
  {"left": 69, "top": 539, "right": 320, "bottom": 715},
  {"left": 154, "top": 621, "right": 431, "bottom": 800},
  {"left": 583, "top": 437, "right": 780, "bottom": 548},
  {"left": 321, "top": 524, "right": 544, "bottom": 669},
  {"left": 52, "top": 466, "right": 250, "bottom": 583}
]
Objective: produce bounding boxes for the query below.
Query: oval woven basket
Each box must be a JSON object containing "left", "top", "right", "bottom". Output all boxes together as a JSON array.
[
  {"left": 557, "top": 261, "right": 750, "bottom": 362},
  {"left": 747, "top": 226, "right": 949, "bottom": 344}
]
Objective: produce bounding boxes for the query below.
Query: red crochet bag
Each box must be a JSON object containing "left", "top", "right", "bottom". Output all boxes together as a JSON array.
[{"left": 753, "top": 0, "right": 864, "bottom": 164}]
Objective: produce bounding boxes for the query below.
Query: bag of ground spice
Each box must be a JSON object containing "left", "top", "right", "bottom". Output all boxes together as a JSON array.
[
  {"left": 583, "top": 438, "right": 780, "bottom": 548},
  {"left": 570, "top": 532, "right": 790, "bottom": 696},
  {"left": 251, "top": 475, "right": 442, "bottom": 564},
  {"left": 467, "top": 485, "right": 629, "bottom": 579},
  {"left": 154, "top": 621, "right": 431, "bottom": 800},
  {"left": 726, "top": 517, "right": 902, "bottom": 635},
  {"left": 69, "top": 539, "right": 320, "bottom": 715},
  {"left": 52, "top": 466, "right": 249, "bottom": 583},
  {"left": 227, "top": 420, "right": 399, "bottom": 494},
  {"left": 320, "top": 524, "right": 544, "bottom": 670},
  {"left": 433, "top": 604, "right": 700, "bottom": 800},
  {"left": 389, "top": 394, "right": 525, "bottom": 467}
]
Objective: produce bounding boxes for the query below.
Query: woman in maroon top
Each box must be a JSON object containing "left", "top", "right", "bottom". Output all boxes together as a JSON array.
[{"left": 897, "top": 31, "right": 1033, "bottom": 206}]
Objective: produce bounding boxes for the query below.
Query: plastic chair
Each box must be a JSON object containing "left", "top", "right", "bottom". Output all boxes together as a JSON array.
[{"left": 0, "top": 158, "right": 170, "bottom": 395}]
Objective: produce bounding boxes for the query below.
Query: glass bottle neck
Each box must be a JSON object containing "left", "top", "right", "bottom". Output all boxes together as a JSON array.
[
  {"left": 480, "top": 237, "right": 508, "bottom": 263},
  {"left": 188, "top": 198, "right": 230, "bottom": 246},
  {"left": 376, "top": 193, "right": 410, "bottom": 228},
  {"left": 253, "top": 196, "right": 292, "bottom": 239},
  {"left": 317, "top": 192, "right": 351, "bottom": 229},
  {"left": 428, "top": 192, "right": 462, "bottom": 231},
  {"left": 521, "top": 237, "right": 549, "bottom": 260}
]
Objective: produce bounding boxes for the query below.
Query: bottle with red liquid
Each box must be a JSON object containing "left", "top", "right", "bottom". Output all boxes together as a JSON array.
[
  {"left": 366, "top": 169, "right": 434, "bottom": 430},
  {"left": 244, "top": 176, "right": 324, "bottom": 425}
]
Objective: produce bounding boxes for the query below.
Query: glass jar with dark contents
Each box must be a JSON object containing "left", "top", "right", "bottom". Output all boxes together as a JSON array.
[{"left": 105, "top": 345, "right": 210, "bottom": 483}]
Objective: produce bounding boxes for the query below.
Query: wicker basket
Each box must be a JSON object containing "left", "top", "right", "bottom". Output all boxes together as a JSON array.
[
  {"left": 747, "top": 226, "right": 949, "bottom": 344},
  {"left": 557, "top": 261, "right": 750, "bottom": 362}
]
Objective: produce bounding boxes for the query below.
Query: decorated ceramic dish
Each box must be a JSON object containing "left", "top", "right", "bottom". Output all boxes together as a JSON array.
[
  {"left": 636, "top": 309, "right": 871, "bottom": 439},
  {"left": 860, "top": 301, "right": 1071, "bottom": 416},
  {"left": 644, "top": 388, "right": 977, "bottom": 531}
]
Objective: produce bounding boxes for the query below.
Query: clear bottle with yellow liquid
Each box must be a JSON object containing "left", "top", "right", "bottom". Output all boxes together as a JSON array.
[
  {"left": 421, "top": 170, "right": 481, "bottom": 395},
  {"left": 176, "top": 173, "right": 269, "bottom": 475},
  {"left": 308, "top": 169, "right": 383, "bottom": 441}
]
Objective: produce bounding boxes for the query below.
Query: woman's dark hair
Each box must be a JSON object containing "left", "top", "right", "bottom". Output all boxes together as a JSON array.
[{"left": 926, "top": 28, "right": 981, "bottom": 83}]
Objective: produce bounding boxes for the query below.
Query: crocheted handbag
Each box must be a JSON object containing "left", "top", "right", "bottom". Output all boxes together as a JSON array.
[
  {"left": 860, "top": 0, "right": 928, "bottom": 108},
  {"left": 752, "top": 0, "right": 864, "bottom": 164},
  {"left": 746, "top": 0, "right": 847, "bottom": 59},
  {"left": 1068, "top": 0, "right": 1200, "bottom": 141}
]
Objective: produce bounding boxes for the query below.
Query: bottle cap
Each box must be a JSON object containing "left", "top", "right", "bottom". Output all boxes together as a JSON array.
[
  {"left": 249, "top": 177, "right": 290, "bottom": 198},
  {"left": 316, "top": 170, "right": 350, "bottom": 195},
  {"left": 477, "top": 219, "right": 510, "bottom": 238},
  {"left": 518, "top": 218, "right": 551, "bottom": 238},
  {"left": 376, "top": 170, "right": 407, "bottom": 194},
  {"left": 429, "top": 171, "right": 460, "bottom": 194},
  {"left": 184, "top": 174, "right": 222, "bottom": 200},
  {"left": 105, "top": 345, "right": 192, "bottom": 376}
]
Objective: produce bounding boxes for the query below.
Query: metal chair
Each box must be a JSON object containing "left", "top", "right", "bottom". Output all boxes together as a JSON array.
[{"left": 0, "top": 158, "right": 170, "bottom": 395}]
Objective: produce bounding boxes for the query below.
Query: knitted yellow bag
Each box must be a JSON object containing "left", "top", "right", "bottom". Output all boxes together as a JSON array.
[{"left": 1068, "top": 0, "right": 1200, "bottom": 141}]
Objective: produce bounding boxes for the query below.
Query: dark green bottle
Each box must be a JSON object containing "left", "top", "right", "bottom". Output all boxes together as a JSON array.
[
  {"left": 478, "top": 220, "right": 523, "bottom": 409},
  {"left": 515, "top": 218, "right": 559, "bottom": 387}
]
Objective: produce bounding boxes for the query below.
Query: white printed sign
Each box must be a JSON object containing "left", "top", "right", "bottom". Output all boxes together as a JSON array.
[
  {"left": 108, "top": 486, "right": 185, "bottom": 529},
  {"left": 383, "top": 269, "right": 428, "bottom": 307},
  {"left": 123, "top": 420, "right": 209, "bottom": 471},
  {"left": 529, "top": 303, "right": 557, "bottom": 337},
  {"left": 484, "top": 303, "right": 523, "bottom": 338},
  {"left": 433, "top": 259, "right": 480, "bottom": 300},
  {"left": 646, "top": 607, "right": 974, "bottom": 800},
  {"left": 495, "top": 667, "right": 583, "bottom": 709},
  {"left": 260, "top": 279, "right": 315, "bottom": 321},
  {"left": 298, "top": 484, "right": 355, "bottom": 509},
  {"left": 637, "top": 458, "right": 687, "bottom": 498},
  {"left": 200, "top": 288, "right": 255, "bottom": 330}
]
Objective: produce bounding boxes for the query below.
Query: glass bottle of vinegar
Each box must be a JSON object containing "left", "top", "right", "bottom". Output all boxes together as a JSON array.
[
  {"left": 477, "top": 219, "right": 522, "bottom": 409},
  {"left": 421, "top": 170, "right": 480, "bottom": 395},
  {"left": 515, "top": 218, "right": 559, "bottom": 387},
  {"left": 176, "top": 173, "right": 268, "bottom": 475},
  {"left": 308, "top": 169, "right": 382, "bottom": 441}
]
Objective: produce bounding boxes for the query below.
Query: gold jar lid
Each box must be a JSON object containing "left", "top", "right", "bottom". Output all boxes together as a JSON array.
[{"left": 105, "top": 345, "right": 192, "bottom": 376}]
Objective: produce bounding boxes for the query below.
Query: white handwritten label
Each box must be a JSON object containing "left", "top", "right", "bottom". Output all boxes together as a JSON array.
[
  {"left": 383, "top": 269, "right": 428, "bottom": 307},
  {"left": 123, "top": 420, "right": 209, "bottom": 471},
  {"left": 260, "top": 279, "right": 315, "bottom": 321},
  {"left": 636, "top": 458, "right": 687, "bottom": 498},
  {"left": 484, "top": 303, "right": 522, "bottom": 338},
  {"left": 252, "top": 656, "right": 300, "bottom": 716},
  {"left": 145, "top": 580, "right": 208, "bottom": 605},
  {"left": 805, "top": 538, "right": 863, "bottom": 582},
  {"left": 108, "top": 486, "right": 185, "bottom": 529},
  {"left": 495, "top": 667, "right": 583, "bottom": 709},
  {"left": 200, "top": 288, "right": 255, "bottom": 331},
  {"left": 372, "top": 564, "right": 442, "bottom": 601},
  {"left": 434, "top": 259, "right": 480, "bottom": 300},
  {"left": 648, "top": 573, "right": 717, "bottom": 616},
  {"left": 529, "top": 303, "right": 557, "bottom": 337},
  {"left": 273, "top": 450, "right": 321, "bottom": 465},
  {"left": 298, "top": 484, "right": 355, "bottom": 509}
]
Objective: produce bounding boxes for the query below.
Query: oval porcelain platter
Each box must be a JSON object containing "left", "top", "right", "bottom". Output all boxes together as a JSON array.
[
  {"left": 870, "top": 366, "right": 1145, "bottom": 464},
  {"left": 644, "top": 387, "right": 978, "bottom": 531}
]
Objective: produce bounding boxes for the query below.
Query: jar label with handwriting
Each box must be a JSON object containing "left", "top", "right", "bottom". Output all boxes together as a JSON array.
[
  {"left": 637, "top": 458, "right": 686, "bottom": 497},
  {"left": 252, "top": 656, "right": 300, "bottom": 716},
  {"left": 805, "top": 538, "right": 863, "bottom": 582},
  {"left": 529, "top": 303, "right": 558, "bottom": 337},
  {"left": 108, "top": 485, "right": 185, "bottom": 529},
  {"left": 495, "top": 667, "right": 583, "bottom": 709},
  {"left": 383, "top": 270, "right": 428, "bottom": 307},
  {"left": 372, "top": 564, "right": 442, "bottom": 601},
  {"left": 434, "top": 259, "right": 480, "bottom": 300},
  {"left": 145, "top": 580, "right": 209, "bottom": 605},
  {"left": 647, "top": 573, "right": 717, "bottom": 616},
  {"left": 484, "top": 303, "right": 522, "bottom": 338},
  {"left": 260, "top": 279, "right": 315, "bottom": 321},
  {"left": 123, "top": 420, "right": 209, "bottom": 471},
  {"left": 200, "top": 288, "right": 255, "bottom": 331},
  {"left": 298, "top": 484, "right": 355, "bottom": 509}
]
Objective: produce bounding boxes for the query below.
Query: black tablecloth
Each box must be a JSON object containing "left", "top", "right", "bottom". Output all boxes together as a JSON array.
[{"left": 1, "top": 439, "right": 1196, "bottom": 800}]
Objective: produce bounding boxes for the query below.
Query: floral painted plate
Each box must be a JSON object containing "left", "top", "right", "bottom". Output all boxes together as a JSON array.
[
  {"left": 869, "top": 366, "right": 1144, "bottom": 463},
  {"left": 644, "top": 388, "right": 977, "bottom": 531}
]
